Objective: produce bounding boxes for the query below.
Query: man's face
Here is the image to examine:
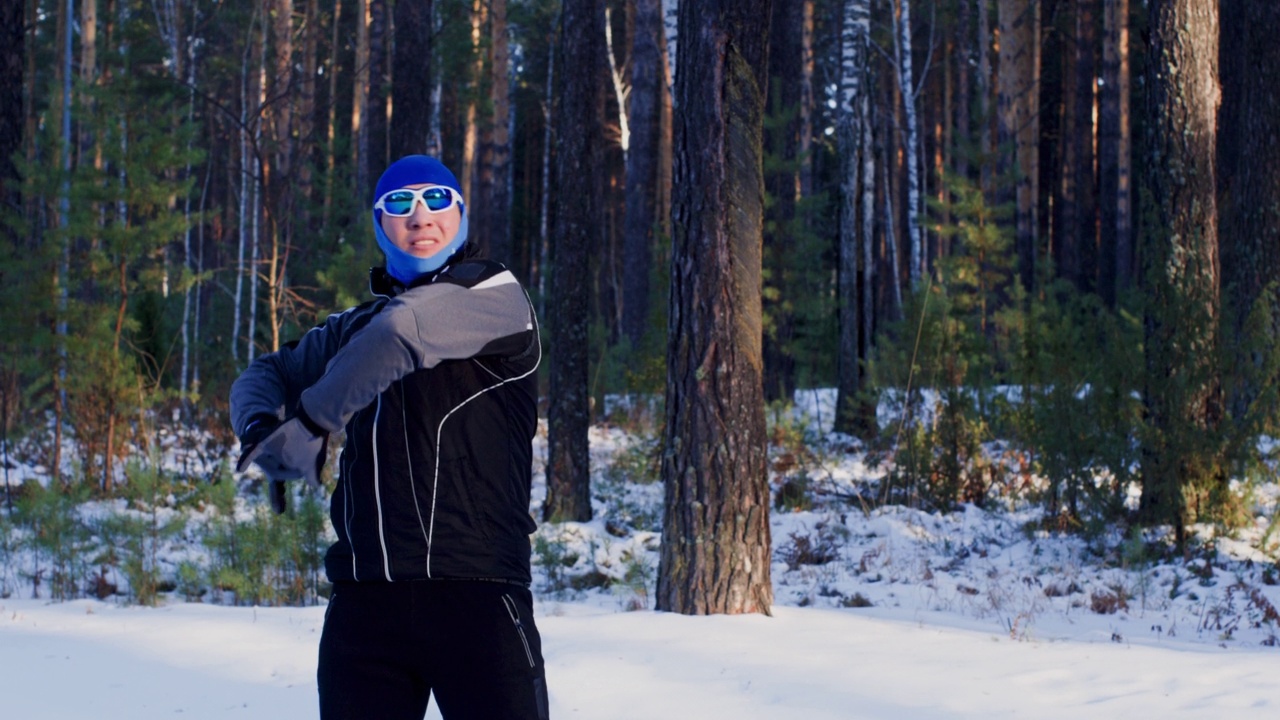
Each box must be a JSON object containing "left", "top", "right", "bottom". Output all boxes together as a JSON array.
[{"left": 379, "top": 183, "right": 463, "bottom": 259}]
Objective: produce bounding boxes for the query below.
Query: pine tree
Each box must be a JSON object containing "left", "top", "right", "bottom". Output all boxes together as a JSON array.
[{"left": 657, "top": 0, "right": 773, "bottom": 616}]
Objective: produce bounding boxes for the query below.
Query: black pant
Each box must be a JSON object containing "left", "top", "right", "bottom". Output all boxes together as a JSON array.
[{"left": 318, "top": 579, "right": 549, "bottom": 720}]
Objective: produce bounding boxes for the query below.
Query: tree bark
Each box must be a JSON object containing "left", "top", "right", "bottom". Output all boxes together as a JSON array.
[
  {"left": 1218, "top": 0, "right": 1280, "bottom": 415},
  {"left": 0, "top": 0, "right": 23, "bottom": 215},
  {"left": 1138, "top": 0, "right": 1220, "bottom": 541},
  {"left": 622, "top": 0, "right": 663, "bottom": 349},
  {"left": 544, "top": 0, "right": 605, "bottom": 524},
  {"left": 461, "top": 0, "right": 485, "bottom": 203},
  {"left": 895, "top": 0, "right": 923, "bottom": 289},
  {"left": 366, "top": 0, "right": 388, "bottom": 192},
  {"left": 1073, "top": 0, "right": 1098, "bottom": 293},
  {"left": 798, "top": 0, "right": 814, "bottom": 198},
  {"left": 657, "top": 0, "right": 774, "bottom": 616},
  {"left": 486, "top": 0, "right": 512, "bottom": 264},
  {"left": 997, "top": 0, "right": 1039, "bottom": 292},
  {"left": 353, "top": 0, "right": 370, "bottom": 194},
  {"left": 954, "top": 0, "right": 972, "bottom": 182},
  {"left": 1098, "top": 0, "right": 1132, "bottom": 305},
  {"left": 762, "top": 0, "right": 801, "bottom": 404},
  {"left": 266, "top": 0, "right": 296, "bottom": 353},
  {"left": 834, "top": 0, "right": 876, "bottom": 437},
  {"left": 297, "top": 0, "right": 318, "bottom": 227},
  {"left": 391, "top": 0, "right": 433, "bottom": 158},
  {"left": 977, "top": 0, "right": 992, "bottom": 195}
]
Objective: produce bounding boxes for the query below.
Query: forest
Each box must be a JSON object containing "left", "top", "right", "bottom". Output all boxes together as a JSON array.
[{"left": 0, "top": 0, "right": 1278, "bottom": 615}]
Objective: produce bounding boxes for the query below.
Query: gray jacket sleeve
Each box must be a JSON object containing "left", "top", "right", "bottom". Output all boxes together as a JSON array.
[
  {"left": 298, "top": 269, "right": 535, "bottom": 434},
  {"left": 229, "top": 307, "right": 354, "bottom": 437}
]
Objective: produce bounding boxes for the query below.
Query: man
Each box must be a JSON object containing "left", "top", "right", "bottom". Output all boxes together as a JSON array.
[{"left": 231, "top": 155, "right": 549, "bottom": 719}]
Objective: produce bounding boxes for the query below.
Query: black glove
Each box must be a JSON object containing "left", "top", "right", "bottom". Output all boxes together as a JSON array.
[
  {"left": 236, "top": 408, "right": 329, "bottom": 513},
  {"left": 237, "top": 414, "right": 289, "bottom": 514},
  {"left": 239, "top": 414, "right": 280, "bottom": 449}
]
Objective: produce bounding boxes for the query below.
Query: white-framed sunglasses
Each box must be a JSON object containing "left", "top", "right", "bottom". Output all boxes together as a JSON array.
[{"left": 374, "top": 185, "right": 463, "bottom": 216}]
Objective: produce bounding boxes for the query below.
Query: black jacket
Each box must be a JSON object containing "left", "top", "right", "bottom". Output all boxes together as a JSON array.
[{"left": 231, "top": 259, "right": 541, "bottom": 584}]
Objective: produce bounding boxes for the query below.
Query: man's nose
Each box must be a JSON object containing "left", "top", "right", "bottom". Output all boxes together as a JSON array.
[{"left": 408, "top": 203, "right": 434, "bottom": 226}]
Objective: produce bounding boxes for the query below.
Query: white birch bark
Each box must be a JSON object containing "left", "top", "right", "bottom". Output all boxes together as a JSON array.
[
  {"left": 248, "top": 19, "right": 267, "bottom": 363},
  {"left": 605, "top": 6, "right": 630, "bottom": 155},
  {"left": 233, "top": 13, "right": 253, "bottom": 366},
  {"left": 894, "top": 0, "right": 923, "bottom": 289},
  {"left": 836, "top": 0, "right": 872, "bottom": 429},
  {"left": 661, "top": 0, "right": 677, "bottom": 100}
]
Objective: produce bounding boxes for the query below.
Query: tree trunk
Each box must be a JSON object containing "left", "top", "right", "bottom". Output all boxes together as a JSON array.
[
  {"left": 860, "top": 68, "right": 875, "bottom": 399},
  {"left": 835, "top": 0, "right": 875, "bottom": 437},
  {"left": 1098, "top": 0, "right": 1132, "bottom": 306},
  {"left": 461, "top": 0, "right": 485, "bottom": 203},
  {"left": 353, "top": 0, "right": 370, "bottom": 194},
  {"left": 484, "top": 0, "right": 512, "bottom": 264},
  {"left": 1218, "top": 0, "right": 1280, "bottom": 416},
  {"left": 1073, "top": 0, "right": 1098, "bottom": 293},
  {"left": 544, "top": 0, "right": 604, "bottom": 524},
  {"left": 266, "top": 0, "right": 296, "bottom": 352},
  {"left": 366, "top": 0, "right": 388, "bottom": 192},
  {"left": 297, "top": 0, "right": 319, "bottom": 226},
  {"left": 391, "top": 0, "right": 433, "bottom": 158},
  {"left": 537, "top": 16, "right": 556, "bottom": 313},
  {"left": 0, "top": 0, "right": 24, "bottom": 215},
  {"left": 954, "top": 0, "right": 971, "bottom": 181},
  {"left": 883, "top": 105, "right": 903, "bottom": 321},
  {"left": 323, "top": 0, "right": 344, "bottom": 231},
  {"left": 248, "top": 14, "right": 266, "bottom": 361},
  {"left": 977, "top": 0, "right": 992, "bottom": 195},
  {"left": 895, "top": 0, "right": 923, "bottom": 289},
  {"left": 622, "top": 0, "right": 663, "bottom": 350},
  {"left": 762, "top": 0, "right": 801, "bottom": 404},
  {"left": 997, "top": 0, "right": 1039, "bottom": 293},
  {"left": 663, "top": 0, "right": 678, "bottom": 97},
  {"left": 798, "top": 0, "right": 814, "bottom": 198},
  {"left": 1056, "top": 6, "right": 1080, "bottom": 288},
  {"left": 657, "top": 0, "right": 774, "bottom": 616},
  {"left": 1138, "top": 0, "right": 1220, "bottom": 542}
]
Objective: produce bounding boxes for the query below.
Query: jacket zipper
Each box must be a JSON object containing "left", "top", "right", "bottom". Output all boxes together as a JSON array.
[{"left": 372, "top": 395, "right": 392, "bottom": 581}]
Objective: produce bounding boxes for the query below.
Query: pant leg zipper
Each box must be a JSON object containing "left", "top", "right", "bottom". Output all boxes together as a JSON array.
[{"left": 501, "top": 593, "right": 536, "bottom": 668}]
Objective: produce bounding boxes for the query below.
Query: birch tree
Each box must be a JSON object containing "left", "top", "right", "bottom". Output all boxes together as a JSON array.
[
  {"left": 834, "top": 0, "right": 875, "bottom": 437},
  {"left": 893, "top": 0, "right": 923, "bottom": 288}
]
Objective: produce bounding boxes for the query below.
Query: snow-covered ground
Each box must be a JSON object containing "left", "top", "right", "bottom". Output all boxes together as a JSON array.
[
  {"left": 5, "top": 595, "right": 1280, "bottom": 719},
  {"left": 3, "top": 389, "right": 1280, "bottom": 718}
]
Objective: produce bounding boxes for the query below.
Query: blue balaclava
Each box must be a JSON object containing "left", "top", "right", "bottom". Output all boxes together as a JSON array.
[{"left": 373, "top": 155, "right": 469, "bottom": 284}]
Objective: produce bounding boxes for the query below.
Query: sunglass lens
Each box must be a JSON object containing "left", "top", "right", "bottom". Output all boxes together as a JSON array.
[
  {"left": 383, "top": 190, "right": 416, "bottom": 216},
  {"left": 423, "top": 188, "right": 454, "bottom": 211}
]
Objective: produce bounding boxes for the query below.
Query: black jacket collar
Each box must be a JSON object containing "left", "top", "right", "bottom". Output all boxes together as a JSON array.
[{"left": 367, "top": 245, "right": 484, "bottom": 298}]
